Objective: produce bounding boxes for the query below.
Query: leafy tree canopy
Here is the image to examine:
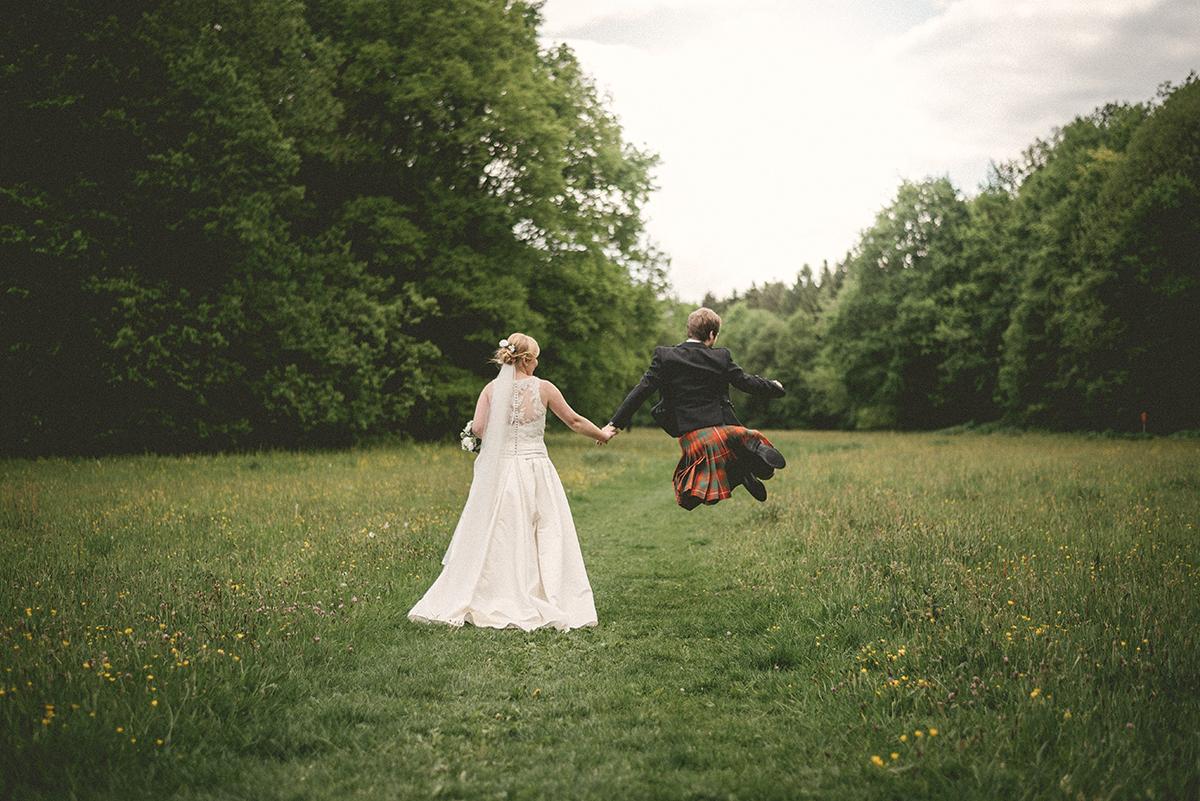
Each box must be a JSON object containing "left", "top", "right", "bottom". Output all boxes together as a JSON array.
[
  {"left": 703, "top": 74, "right": 1199, "bottom": 435},
  {"left": 2, "top": 0, "right": 664, "bottom": 455}
]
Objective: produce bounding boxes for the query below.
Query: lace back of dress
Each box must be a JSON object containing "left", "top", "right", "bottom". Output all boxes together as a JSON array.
[{"left": 509, "top": 377, "right": 546, "bottom": 441}]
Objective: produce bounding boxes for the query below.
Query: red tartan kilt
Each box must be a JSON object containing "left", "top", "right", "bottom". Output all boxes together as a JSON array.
[{"left": 673, "top": 426, "right": 775, "bottom": 510}]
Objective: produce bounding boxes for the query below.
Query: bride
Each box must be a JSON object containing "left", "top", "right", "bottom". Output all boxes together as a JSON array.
[{"left": 408, "top": 333, "right": 611, "bottom": 631}]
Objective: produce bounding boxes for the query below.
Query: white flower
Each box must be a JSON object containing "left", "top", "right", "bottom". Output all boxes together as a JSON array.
[{"left": 460, "top": 420, "right": 480, "bottom": 452}]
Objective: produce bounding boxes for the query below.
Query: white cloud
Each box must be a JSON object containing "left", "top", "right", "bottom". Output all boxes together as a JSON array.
[
  {"left": 885, "top": 0, "right": 1200, "bottom": 180},
  {"left": 539, "top": 0, "right": 1200, "bottom": 301}
]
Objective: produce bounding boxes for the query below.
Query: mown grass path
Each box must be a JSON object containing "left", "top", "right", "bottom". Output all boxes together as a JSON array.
[{"left": 3, "top": 431, "right": 1198, "bottom": 799}]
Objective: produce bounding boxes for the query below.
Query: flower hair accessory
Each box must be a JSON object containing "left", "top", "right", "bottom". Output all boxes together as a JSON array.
[{"left": 499, "top": 338, "right": 516, "bottom": 355}]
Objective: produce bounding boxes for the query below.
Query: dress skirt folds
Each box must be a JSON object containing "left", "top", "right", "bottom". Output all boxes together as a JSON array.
[
  {"left": 408, "top": 374, "right": 597, "bottom": 631},
  {"left": 673, "top": 425, "right": 776, "bottom": 510}
]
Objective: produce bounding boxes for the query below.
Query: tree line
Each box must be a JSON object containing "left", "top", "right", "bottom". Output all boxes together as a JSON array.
[
  {"left": 4, "top": 1, "right": 1196, "bottom": 456},
  {"left": 2, "top": 0, "right": 664, "bottom": 455},
  {"left": 703, "top": 75, "right": 1199, "bottom": 436}
]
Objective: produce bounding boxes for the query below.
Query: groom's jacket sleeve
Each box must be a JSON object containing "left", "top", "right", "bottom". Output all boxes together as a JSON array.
[
  {"left": 609, "top": 348, "right": 665, "bottom": 430},
  {"left": 724, "top": 359, "right": 786, "bottom": 399}
]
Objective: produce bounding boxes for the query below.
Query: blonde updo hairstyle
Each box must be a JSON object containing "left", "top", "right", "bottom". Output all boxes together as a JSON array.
[{"left": 493, "top": 333, "right": 540, "bottom": 367}]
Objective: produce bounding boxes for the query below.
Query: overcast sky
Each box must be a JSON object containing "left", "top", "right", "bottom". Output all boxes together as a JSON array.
[{"left": 538, "top": 0, "right": 1200, "bottom": 302}]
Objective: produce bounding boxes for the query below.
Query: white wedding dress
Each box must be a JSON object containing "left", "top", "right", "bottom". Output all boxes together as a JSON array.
[{"left": 408, "top": 370, "right": 598, "bottom": 631}]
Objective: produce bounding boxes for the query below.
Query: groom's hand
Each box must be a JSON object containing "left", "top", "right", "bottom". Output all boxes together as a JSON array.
[{"left": 601, "top": 424, "right": 619, "bottom": 441}]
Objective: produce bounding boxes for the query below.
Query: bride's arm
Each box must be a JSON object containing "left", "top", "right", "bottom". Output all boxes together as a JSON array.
[
  {"left": 543, "top": 381, "right": 610, "bottom": 443},
  {"left": 472, "top": 383, "right": 493, "bottom": 440}
]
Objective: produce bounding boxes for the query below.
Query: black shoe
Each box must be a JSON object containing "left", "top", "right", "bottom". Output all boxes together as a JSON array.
[
  {"left": 742, "top": 473, "right": 767, "bottom": 502},
  {"left": 742, "top": 440, "right": 786, "bottom": 478}
]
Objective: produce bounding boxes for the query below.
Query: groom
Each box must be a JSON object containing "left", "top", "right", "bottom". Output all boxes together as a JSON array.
[{"left": 601, "top": 307, "right": 787, "bottom": 507}]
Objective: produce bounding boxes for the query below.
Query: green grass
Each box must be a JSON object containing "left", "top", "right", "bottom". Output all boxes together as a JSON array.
[{"left": 3, "top": 430, "right": 1199, "bottom": 799}]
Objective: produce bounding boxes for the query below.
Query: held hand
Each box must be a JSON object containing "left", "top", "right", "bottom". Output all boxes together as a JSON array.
[{"left": 601, "top": 423, "right": 619, "bottom": 441}]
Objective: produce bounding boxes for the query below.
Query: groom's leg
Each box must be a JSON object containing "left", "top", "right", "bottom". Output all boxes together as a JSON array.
[
  {"left": 725, "top": 453, "right": 767, "bottom": 502},
  {"left": 732, "top": 436, "right": 785, "bottom": 479}
]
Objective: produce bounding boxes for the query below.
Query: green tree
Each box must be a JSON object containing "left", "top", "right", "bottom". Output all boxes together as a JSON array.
[
  {"left": 998, "top": 103, "right": 1148, "bottom": 429},
  {"left": 3, "top": 0, "right": 665, "bottom": 454},
  {"left": 2, "top": 0, "right": 439, "bottom": 452},
  {"left": 924, "top": 178, "right": 1019, "bottom": 426},
  {"left": 303, "top": 1, "right": 663, "bottom": 433},
  {"left": 1068, "top": 76, "right": 1200, "bottom": 431},
  {"left": 814, "top": 178, "right": 968, "bottom": 429},
  {"left": 718, "top": 302, "right": 787, "bottom": 428},
  {"left": 1, "top": 0, "right": 153, "bottom": 452}
]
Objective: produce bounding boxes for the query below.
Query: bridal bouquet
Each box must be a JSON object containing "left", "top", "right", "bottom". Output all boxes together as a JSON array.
[{"left": 460, "top": 420, "right": 480, "bottom": 453}]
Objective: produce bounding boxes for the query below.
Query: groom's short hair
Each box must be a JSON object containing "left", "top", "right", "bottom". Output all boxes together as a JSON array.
[{"left": 686, "top": 308, "right": 722, "bottom": 341}]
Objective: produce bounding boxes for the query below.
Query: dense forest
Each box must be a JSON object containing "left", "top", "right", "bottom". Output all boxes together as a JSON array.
[
  {"left": 703, "top": 76, "right": 1200, "bottom": 436},
  {"left": 3, "top": 1, "right": 1197, "bottom": 456},
  {"left": 2, "top": 0, "right": 664, "bottom": 455}
]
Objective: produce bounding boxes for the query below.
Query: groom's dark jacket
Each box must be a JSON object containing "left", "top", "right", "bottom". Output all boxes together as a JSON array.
[{"left": 609, "top": 341, "right": 785, "bottom": 436}]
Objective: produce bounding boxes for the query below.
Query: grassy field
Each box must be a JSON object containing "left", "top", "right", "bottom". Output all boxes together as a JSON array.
[{"left": 2, "top": 429, "right": 1198, "bottom": 799}]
